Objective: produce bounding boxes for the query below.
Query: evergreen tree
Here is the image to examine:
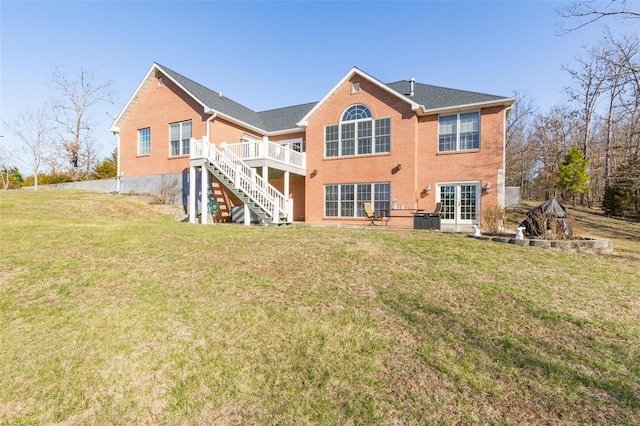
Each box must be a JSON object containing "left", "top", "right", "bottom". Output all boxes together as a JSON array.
[
  {"left": 557, "top": 145, "right": 590, "bottom": 206},
  {"left": 91, "top": 148, "right": 117, "bottom": 180}
]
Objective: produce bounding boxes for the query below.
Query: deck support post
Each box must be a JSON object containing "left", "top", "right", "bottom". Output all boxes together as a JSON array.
[
  {"left": 244, "top": 203, "right": 250, "bottom": 226},
  {"left": 189, "top": 165, "right": 197, "bottom": 224},
  {"left": 284, "top": 170, "right": 291, "bottom": 222},
  {"left": 201, "top": 167, "right": 209, "bottom": 225}
]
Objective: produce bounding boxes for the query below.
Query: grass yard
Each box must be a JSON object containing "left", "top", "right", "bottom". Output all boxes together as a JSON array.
[{"left": 1, "top": 190, "right": 639, "bottom": 425}]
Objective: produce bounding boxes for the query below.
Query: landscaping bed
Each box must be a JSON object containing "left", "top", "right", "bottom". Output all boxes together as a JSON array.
[{"left": 469, "top": 233, "right": 613, "bottom": 254}]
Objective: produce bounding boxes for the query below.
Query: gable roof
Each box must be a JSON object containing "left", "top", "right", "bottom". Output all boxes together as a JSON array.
[
  {"left": 296, "top": 67, "right": 514, "bottom": 126},
  {"left": 158, "top": 64, "right": 267, "bottom": 131},
  {"left": 296, "top": 67, "right": 421, "bottom": 127},
  {"left": 386, "top": 80, "right": 512, "bottom": 112},
  {"left": 110, "top": 63, "right": 513, "bottom": 134},
  {"left": 257, "top": 102, "right": 317, "bottom": 134},
  {"left": 110, "top": 63, "right": 310, "bottom": 134}
]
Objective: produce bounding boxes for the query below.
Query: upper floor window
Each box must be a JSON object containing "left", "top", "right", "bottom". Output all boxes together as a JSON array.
[
  {"left": 325, "top": 104, "right": 391, "bottom": 158},
  {"left": 170, "top": 120, "right": 191, "bottom": 156},
  {"left": 438, "top": 112, "right": 480, "bottom": 152},
  {"left": 138, "top": 128, "right": 150, "bottom": 156}
]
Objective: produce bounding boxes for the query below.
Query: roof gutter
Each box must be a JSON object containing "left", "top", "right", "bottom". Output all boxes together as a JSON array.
[
  {"left": 207, "top": 109, "right": 268, "bottom": 136},
  {"left": 205, "top": 110, "right": 217, "bottom": 139},
  {"left": 415, "top": 97, "right": 516, "bottom": 115}
]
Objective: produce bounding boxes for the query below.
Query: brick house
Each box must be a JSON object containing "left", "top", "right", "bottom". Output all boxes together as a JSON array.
[{"left": 110, "top": 63, "right": 514, "bottom": 229}]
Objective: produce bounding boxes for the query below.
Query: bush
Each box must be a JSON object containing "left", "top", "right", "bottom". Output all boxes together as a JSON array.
[
  {"left": 482, "top": 203, "right": 506, "bottom": 235},
  {"left": 22, "top": 173, "right": 73, "bottom": 187},
  {"left": 524, "top": 210, "right": 573, "bottom": 240},
  {"left": 603, "top": 185, "right": 625, "bottom": 217},
  {"left": 150, "top": 178, "right": 181, "bottom": 204}
]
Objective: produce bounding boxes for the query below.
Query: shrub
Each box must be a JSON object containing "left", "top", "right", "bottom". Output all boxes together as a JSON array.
[
  {"left": 22, "top": 172, "right": 73, "bottom": 187},
  {"left": 525, "top": 210, "right": 573, "bottom": 240},
  {"left": 150, "top": 178, "right": 181, "bottom": 205},
  {"left": 482, "top": 203, "right": 507, "bottom": 235},
  {"left": 603, "top": 185, "right": 625, "bottom": 217}
]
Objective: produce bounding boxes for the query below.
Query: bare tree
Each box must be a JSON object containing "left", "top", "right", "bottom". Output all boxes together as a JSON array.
[
  {"left": 2, "top": 105, "right": 55, "bottom": 189},
  {"left": 563, "top": 51, "right": 606, "bottom": 157},
  {"left": 50, "top": 66, "right": 115, "bottom": 180},
  {"left": 505, "top": 91, "right": 538, "bottom": 196},
  {"left": 528, "top": 106, "right": 579, "bottom": 199},
  {"left": 557, "top": 0, "right": 640, "bottom": 34},
  {"left": 0, "top": 138, "right": 17, "bottom": 190}
]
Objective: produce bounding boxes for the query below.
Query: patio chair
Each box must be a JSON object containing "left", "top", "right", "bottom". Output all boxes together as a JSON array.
[{"left": 363, "top": 202, "right": 388, "bottom": 226}]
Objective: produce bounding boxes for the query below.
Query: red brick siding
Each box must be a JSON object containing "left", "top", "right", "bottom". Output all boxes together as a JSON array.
[
  {"left": 119, "top": 69, "right": 507, "bottom": 225},
  {"left": 119, "top": 72, "right": 209, "bottom": 177},
  {"left": 417, "top": 106, "right": 505, "bottom": 210},
  {"left": 304, "top": 77, "right": 419, "bottom": 223}
]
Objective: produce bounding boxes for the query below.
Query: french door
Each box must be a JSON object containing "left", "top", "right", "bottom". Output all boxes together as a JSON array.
[{"left": 438, "top": 182, "right": 480, "bottom": 225}]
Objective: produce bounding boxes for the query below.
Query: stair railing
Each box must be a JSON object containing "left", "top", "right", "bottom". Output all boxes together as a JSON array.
[{"left": 195, "top": 138, "right": 289, "bottom": 223}]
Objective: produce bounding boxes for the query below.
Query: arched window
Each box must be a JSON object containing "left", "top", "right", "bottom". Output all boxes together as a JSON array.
[
  {"left": 342, "top": 104, "right": 372, "bottom": 121},
  {"left": 324, "top": 104, "right": 390, "bottom": 157}
]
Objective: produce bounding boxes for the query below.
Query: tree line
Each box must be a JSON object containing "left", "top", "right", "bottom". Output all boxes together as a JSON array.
[
  {"left": 507, "top": 7, "right": 639, "bottom": 218},
  {"left": 1, "top": 67, "right": 117, "bottom": 189},
  {"left": 2, "top": 2, "right": 638, "bottom": 219}
]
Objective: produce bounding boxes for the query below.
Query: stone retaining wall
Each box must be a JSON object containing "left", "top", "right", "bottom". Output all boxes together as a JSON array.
[{"left": 469, "top": 234, "right": 613, "bottom": 254}]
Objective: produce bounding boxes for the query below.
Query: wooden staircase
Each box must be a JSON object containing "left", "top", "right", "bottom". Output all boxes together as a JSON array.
[{"left": 197, "top": 138, "right": 292, "bottom": 225}]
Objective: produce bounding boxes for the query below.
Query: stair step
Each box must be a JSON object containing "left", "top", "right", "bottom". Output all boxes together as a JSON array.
[{"left": 204, "top": 154, "right": 288, "bottom": 225}]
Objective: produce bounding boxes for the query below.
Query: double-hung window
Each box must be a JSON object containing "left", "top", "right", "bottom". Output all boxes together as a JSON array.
[
  {"left": 438, "top": 112, "right": 479, "bottom": 152},
  {"left": 170, "top": 120, "right": 192, "bottom": 156},
  {"left": 324, "top": 182, "right": 390, "bottom": 218},
  {"left": 138, "top": 128, "right": 150, "bottom": 156},
  {"left": 325, "top": 104, "right": 391, "bottom": 158}
]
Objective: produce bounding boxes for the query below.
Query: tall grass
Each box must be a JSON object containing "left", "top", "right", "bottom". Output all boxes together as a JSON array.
[{"left": 1, "top": 190, "right": 639, "bottom": 424}]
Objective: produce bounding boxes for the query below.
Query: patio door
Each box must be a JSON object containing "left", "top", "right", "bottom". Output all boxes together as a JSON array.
[{"left": 438, "top": 182, "right": 480, "bottom": 225}]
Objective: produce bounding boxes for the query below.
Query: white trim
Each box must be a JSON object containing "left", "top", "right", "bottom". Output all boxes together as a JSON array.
[
  {"left": 296, "top": 67, "right": 421, "bottom": 127},
  {"left": 267, "top": 127, "right": 307, "bottom": 136},
  {"left": 436, "top": 181, "right": 481, "bottom": 225},
  {"left": 109, "top": 63, "right": 157, "bottom": 132},
  {"left": 111, "top": 63, "right": 514, "bottom": 139},
  {"left": 110, "top": 63, "right": 300, "bottom": 137},
  {"left": 419, "top": 98, "right": 516, "bottom": 116},
  {"left": 169, "top": 120, "right": 192, "bottom": 157},
  {"left": 277, "top": 137, "right": 304, "bottom": 152},
  {"left": 437, "top": 111, "right": 481, "bottom": 152},
  {"left": 208, "top": 109, "right": 267, "bottom": 137}
]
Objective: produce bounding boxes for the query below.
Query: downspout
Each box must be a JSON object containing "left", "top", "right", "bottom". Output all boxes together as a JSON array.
[
  {"left": 499, "top": 106, "right": 513, "bottom": 207},
  {"left": 205, "top": 111, "right": 217, "bottom": 140},
  {"left": 112, "top": 130, "right": 121, "bottom": 193}
]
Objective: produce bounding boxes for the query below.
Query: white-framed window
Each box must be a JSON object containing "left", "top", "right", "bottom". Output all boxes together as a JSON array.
[
  {"left": 138, "top": 127, "right": 150, "bottom": 156},
  {"left": 325, "top": 104, "right": 391, "bottom": 158},
  {"left": 170, "top": 120, "right": 192, "bottom": 156},
  {"left": 438, "top": 112, "right": 480, "bottom": 152},
  {"left": 324, "top": 182, "right": 390, "bottom": 217},
  {"left": 278, "top": 138, "right": 305, "bottom": 153}
]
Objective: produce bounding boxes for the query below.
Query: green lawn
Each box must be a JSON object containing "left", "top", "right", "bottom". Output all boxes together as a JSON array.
[{"left": 1, "top": 190, "right": 639, "bottom": 425}]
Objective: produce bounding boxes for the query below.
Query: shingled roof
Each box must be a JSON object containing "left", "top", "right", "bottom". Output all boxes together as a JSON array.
[
  {"left": 112, "top": 63, "right": 512, "bottom": 135},
  {"left": 257, "top": 103, "right": 317, "bottom": 133},
  {"left": 386, "top": 80, "right": 509, "bottom": 111},
  {"left": 158, "top": 63, "right": 267, "bottom": 130}
]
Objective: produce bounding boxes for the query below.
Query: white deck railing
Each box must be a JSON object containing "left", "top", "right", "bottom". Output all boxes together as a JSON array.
[
  {"left": 223, "top": 138, "right": 306, "bottom": 169},
  {"left": 191, "top": 137, "right": 290, "bottom": 223}
]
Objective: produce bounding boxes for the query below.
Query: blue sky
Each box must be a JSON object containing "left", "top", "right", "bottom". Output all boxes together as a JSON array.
[{"left": 1, "top": 1, "right": 636, "bottom": 173}]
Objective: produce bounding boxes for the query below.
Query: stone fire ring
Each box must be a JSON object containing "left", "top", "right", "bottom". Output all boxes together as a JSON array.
[{"left": 469, "top": 234, "right": 613, "bottom": 254}]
